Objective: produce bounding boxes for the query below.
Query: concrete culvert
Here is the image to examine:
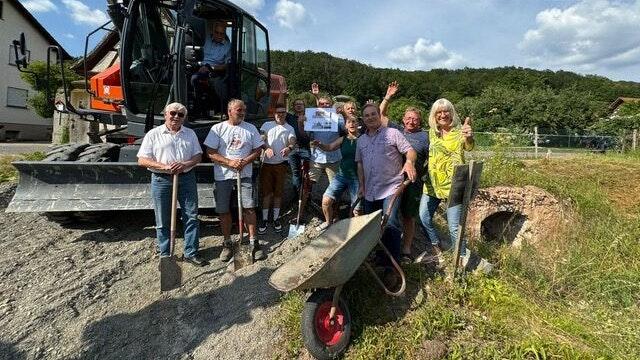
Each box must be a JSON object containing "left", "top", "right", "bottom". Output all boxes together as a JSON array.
[
  {"left": 466, "top": 186, "right": 566, "bottom": 249},
  {"left": 480, "top": 211, "right": 528, "bottom": 245}
]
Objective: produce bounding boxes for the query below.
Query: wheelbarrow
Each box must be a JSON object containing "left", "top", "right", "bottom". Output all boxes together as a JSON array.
[{"left": 269, "top": 181, "right": 409, "bottom": 360}]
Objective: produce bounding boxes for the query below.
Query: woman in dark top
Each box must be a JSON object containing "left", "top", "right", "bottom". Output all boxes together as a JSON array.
[{"left": 311, "top": 116, "right": 362, "bottom": 231}]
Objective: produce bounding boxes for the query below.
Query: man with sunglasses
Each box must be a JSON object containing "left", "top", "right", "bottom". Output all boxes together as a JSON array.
[{"left": 137, "top": 102, "right": 206, "bottom": 267}]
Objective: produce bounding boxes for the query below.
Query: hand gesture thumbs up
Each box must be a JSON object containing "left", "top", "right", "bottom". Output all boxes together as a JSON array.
[{"left": 462, "top": 116, "right": 473, "bottom": 139}]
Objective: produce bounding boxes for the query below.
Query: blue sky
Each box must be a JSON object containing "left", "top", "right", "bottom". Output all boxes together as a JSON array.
[{"left": 19, "top": 0, "right": 640, "bottom": 82}]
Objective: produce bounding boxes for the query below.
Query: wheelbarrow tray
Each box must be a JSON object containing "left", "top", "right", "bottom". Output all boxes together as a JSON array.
[{"left": 269, "top": 210, "right": 382, "bottom": 292}]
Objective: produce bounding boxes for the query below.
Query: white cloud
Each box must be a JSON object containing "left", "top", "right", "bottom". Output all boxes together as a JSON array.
[
  {"left": 61, "top": 0, "right": 109, "bottom": 26},
  {"left": 230, "top": 0, "right": 265, "bottom": 14},
  {"left": 64, "top": 33, "right": 75, "bottom": 39},
  {"left": 519, "top": 0, "right": 640, "bottom": 69},
  {"left": 21, "top": 0, "right": 57, "bottom": 12},
  {"left": 387, "top": 38, "right": 466, "bottom": 70},
  {"left": 274, "top": 0, "right": 306, "bottom": 29}
]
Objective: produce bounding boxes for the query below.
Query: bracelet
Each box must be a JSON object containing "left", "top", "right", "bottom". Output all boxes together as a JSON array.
[{"left": 383, "top": 97, "right": 390, "bottom": 101}]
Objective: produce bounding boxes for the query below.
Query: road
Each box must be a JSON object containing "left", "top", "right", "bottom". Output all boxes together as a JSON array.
[{"left": 0, "top": 142, "right": 52, "bottom": 156}]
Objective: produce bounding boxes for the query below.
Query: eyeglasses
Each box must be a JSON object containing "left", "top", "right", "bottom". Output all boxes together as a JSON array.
[{"left": 169, "top": 111, "right": 185, "bottom": 118}]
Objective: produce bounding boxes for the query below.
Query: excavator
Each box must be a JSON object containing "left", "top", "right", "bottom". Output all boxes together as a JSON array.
[{"left": 8, "top": 0, "right": 288, "bottom": 223}]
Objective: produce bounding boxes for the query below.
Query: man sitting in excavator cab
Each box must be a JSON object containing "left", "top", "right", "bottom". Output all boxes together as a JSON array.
[{"left": 190, "top": 20, "right": 231, "bottom": 118}]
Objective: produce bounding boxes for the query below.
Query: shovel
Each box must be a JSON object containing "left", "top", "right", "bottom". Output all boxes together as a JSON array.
[
  {"left": 234, "top": 172, "right": 253, "bottom": 271},
  {"left": 286, "top": 180, "right": 306, "bottom": 239},
  {"left": 160, "top": 174, "right": 182, "bottom": 292}
]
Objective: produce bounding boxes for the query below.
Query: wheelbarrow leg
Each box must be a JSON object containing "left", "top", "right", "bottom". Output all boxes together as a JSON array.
[
  {"left": 329, "top": 285, "right": 343, "bottom": 321},
  {"left": 364, "top": 240, "right": 406, "bottom": 297}
]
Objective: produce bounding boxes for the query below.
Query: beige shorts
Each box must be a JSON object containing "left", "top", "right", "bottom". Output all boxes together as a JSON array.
[{"left": 308, "top": 161, "right": 340, "bottom": 183}]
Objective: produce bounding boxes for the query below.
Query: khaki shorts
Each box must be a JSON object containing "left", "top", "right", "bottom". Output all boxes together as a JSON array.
[
  {"left": 259, "top": 162, "right": 288, "bottom": 198},
  {"left": 309, "top": 161, "right": 340, "bottom": 183}
]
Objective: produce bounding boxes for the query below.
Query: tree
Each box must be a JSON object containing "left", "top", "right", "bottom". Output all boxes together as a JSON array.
[{"left": 19, "top": 60, "right": 80, "bottom": 118}]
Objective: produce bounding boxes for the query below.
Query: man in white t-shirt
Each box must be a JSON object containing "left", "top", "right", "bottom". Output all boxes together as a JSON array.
[
  {"left": 204, "top": 99, "right": 265, "bottom": 262},
  {"left": 258, "top": 104, "right": 297, "bottom": 234},
  {"left": 137, "top": 102, "right": 206, "bottom": 266}
]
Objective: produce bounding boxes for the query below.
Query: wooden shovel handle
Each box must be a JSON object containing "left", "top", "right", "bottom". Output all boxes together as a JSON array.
[
  {"left": 237, "top": 172, "right": 243, "bottom": 242},
  {"left": 170, "top": 174, "right": 179, "bottom": 256}
]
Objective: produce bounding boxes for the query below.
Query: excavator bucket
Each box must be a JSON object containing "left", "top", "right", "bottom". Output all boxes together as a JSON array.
[{"left": 6, "top": 161, "right": 216, "bottom": 212}]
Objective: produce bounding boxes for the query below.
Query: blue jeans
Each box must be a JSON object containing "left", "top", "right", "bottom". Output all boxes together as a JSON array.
[
  {"left": 323, "top": 173, "right": 362, "bottom": 210},
  {"left": 288, "top": 148, "right": 310, "bottom": 193},
  {"left": 364, "top": 195, "right": 402, "bottom": 260},
  {"left": 151, "top": 172, "right": 199, "bottom": 258},
  {"left": 418, "top": 194, "right": 466, "bottom": 256}
]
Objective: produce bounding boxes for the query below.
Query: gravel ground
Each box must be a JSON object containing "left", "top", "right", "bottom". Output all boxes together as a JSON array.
[{"left": 0, "top": 182, "right": 322, "bottom": 360}]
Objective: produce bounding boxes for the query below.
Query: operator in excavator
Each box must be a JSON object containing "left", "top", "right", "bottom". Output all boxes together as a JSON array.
[{"left": 191, "top": 20, "right": 231, "bottom": 116}]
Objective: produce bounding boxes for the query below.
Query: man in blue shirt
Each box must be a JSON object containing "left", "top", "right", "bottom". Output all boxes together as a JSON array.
[{"left": 191, "top": 21, "right": 232, "bottom": 115}]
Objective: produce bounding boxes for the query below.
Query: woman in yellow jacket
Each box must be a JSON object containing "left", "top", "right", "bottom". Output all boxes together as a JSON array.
[{"left": 419, "top": 98, "right": 474, "bottom": 260}]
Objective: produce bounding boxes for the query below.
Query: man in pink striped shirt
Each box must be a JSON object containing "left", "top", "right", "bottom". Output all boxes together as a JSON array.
[{"left": 355, "top": 103, "right": 417, "bottom": 260}]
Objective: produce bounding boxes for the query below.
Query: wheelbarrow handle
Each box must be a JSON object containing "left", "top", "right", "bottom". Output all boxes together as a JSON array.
[
  {"left": 381, "top": 179, "right": 412, "bottom": 228},
  {"left": 363, "top": 240, "right": 406, "bottom": 297}
]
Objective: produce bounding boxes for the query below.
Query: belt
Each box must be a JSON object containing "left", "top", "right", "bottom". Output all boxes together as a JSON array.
[{"left": 152, "top": 171, "right": 192, "bottom": 177}]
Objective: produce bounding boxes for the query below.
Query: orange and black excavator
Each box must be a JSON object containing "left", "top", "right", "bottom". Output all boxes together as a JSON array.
[{"left": 8, "top": 0, "right": 288, "bottom": 223}]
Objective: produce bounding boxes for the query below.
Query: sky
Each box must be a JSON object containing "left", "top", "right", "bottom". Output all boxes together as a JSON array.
[{"left": 17, "top": 0, "right": 640, "bottom": 82}]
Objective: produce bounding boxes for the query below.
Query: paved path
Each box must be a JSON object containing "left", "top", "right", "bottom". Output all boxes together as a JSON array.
[{"left": 0, "top": 142, "right": 52, "bottom": 156}]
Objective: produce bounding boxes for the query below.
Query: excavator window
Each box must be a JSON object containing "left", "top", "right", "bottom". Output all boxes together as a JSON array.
[
  {"left": 124, "top": 3, "right": 175, "bottom": 115},
  {"left": 240, "top": 16, "right": 269, "bottom": 120}
]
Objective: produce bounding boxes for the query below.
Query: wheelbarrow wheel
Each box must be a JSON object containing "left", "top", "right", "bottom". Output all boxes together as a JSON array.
[{"left": 302, "top": 289, "right": 351, "bottom": 360}]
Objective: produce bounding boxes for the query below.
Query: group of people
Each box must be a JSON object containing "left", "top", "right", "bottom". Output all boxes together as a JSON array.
[{"left": 137, "top": 81, "right": 484, "bottom": 271}]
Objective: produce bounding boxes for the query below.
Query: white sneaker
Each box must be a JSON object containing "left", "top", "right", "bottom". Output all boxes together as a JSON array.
[{"left": 315, "top": 222, "right": 330, "bottom": 232}]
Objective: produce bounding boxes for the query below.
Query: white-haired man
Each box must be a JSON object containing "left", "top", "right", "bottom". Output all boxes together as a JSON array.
[{"left": 137, "top": 102, "right": 206, "bottom": 266}]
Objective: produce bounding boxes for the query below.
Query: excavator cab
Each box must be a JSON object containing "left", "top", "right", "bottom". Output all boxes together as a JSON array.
[{"left": 120, "top": 0, "right": 272, "bottom": 138}]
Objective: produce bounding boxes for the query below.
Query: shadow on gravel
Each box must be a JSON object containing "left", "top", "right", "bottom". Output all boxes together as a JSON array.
[
  {"left": 73, "top": 227, "right": 157, "bottom": 243},
  {"left": 79, "top": 267, "right": 279, "bottom": 359},
  {"left": 0, "top": 340, "right": 25, "bottom": 360},
  {"left": 54, "top": 210, "right": 156, "bottom": 231}
]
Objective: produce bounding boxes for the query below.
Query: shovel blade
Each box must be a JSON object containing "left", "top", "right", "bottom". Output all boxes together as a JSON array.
[
  {"left": 159, "top": 256, "right": 182, "bottom": 291},
  {"left": 286, "top": 224, "right": 305, "bottom": 239},
  {"left": 233, "top": 241, "right": 253, "bottom": 271}
]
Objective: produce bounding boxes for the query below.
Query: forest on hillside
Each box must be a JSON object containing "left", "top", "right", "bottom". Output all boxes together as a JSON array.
[{"left": 271, "top": 50, "right": 640, "bottom": 135}]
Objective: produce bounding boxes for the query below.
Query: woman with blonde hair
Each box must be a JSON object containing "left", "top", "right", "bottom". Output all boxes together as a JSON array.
[{"left": 419, "top": 98, "right": 476, "bottom": 264}]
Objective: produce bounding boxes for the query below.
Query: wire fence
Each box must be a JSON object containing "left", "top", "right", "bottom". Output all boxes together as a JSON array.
[{"left": 474, "top": 128, "right": 639, "bottom": 156}]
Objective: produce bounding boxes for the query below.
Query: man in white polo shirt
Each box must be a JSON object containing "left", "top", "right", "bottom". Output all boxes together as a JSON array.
[
  {"left": 205, "top": 99, "right": 265, "bottom": 262},
  {"left": 137, "top": 102, "right": 206, "bottom": 266}
]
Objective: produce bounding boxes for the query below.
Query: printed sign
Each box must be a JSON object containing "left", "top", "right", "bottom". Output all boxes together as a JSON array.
[{"left": 303, "top": 108, "right": 341, "bottom": 132}]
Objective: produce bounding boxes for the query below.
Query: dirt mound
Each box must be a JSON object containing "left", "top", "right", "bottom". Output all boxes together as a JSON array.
[
  {"left": 0, "top": 182, "right": 323, "bottom": 359},
  {"left": 466, "top": 186, "right": 567, "bottom": 248}
]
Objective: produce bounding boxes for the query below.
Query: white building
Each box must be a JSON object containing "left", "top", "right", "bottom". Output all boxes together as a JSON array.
[{"left": 0, "top": 0, "right": 70, "bottom": 141}]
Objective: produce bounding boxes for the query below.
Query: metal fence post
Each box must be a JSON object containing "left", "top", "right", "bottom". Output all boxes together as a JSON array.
[{"left": 534, "top": 126, "right": 539, "bottom": 158}]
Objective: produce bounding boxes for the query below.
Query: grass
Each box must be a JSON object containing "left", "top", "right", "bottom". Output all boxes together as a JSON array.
[
  {"left": 275, "top": 150, "right": 640, "bottom": 359},
  {"left": 0, "top": 151, "right": 46, "bottom": 183}
]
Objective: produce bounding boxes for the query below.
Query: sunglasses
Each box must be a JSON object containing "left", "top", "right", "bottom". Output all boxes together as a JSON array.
[{"left": 169, "top": 110, "right": 185, "bottom": 118}]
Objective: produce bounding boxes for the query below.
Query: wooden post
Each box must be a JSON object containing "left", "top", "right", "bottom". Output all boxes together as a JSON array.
[
  {"left": 633, "top": 129, "right": 638, "bottom": 151},
  {"left": 621, "top": 130, "right": 627, "bottom": 152},
  {"left": 534, "top": 126, "right": 539, "bottom": 158},
  {"left": 451, "top": 161, "right": 483, "bottom": 278}
]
